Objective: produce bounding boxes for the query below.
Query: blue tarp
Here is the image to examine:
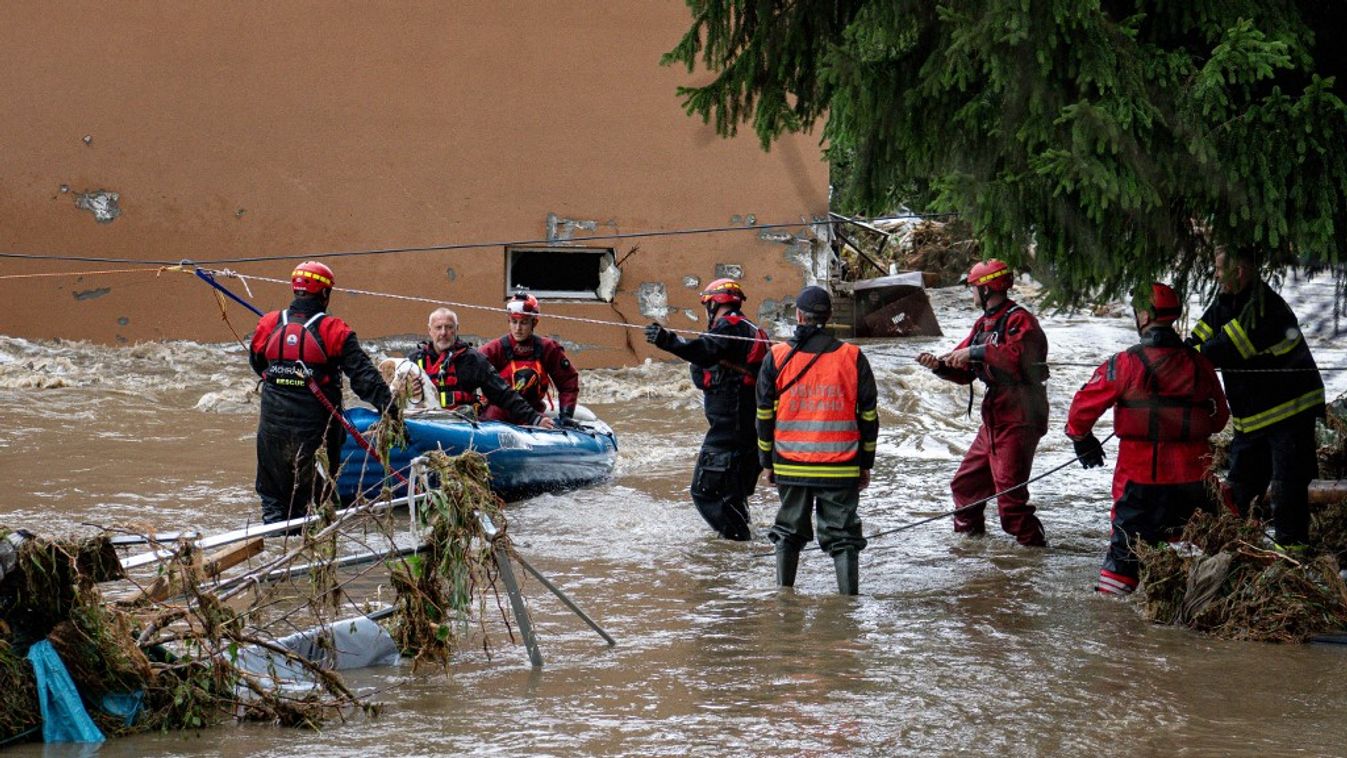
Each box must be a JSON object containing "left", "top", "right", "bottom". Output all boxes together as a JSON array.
[{"left": 26, "top": 640, "right": 103, "bottom": 743}]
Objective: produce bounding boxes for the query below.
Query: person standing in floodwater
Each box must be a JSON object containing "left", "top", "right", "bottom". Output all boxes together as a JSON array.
[
  {"left": 1065, "top": 283, "right": 1230, "bottom": 596},
  {"left": 757, "top": 286, "right": 878, "bottom": 595},
  {"left": 1186, "top": 246, "right": 1325, "bottom": 551},
  {"left": 645, "top": 278, "right": 771, "bottom": 540},
  {"left": 249, "top": 261, "right": 396, "bottom": 523},
  {"left": 917, "top": 259, "right": 1051, "bottom": 546}
]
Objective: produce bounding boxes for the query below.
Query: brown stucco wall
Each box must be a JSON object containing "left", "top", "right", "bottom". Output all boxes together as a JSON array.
[{"left": 0, "top": 2, "right": 828, "bottom": 367}]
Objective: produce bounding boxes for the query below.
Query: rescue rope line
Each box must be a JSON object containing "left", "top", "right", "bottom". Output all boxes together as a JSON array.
[
  {"left": 196, "top": 268, "right": 1347, "bottom": 372},
  {"left": 752, "top": 433, "right": 1117, "bottom": 558},
  {"left": 0, "top": 266, "right": 168, "bottom": 280},
  {"left": 0, "top": 211, "right": 955, "bottom": 267}
]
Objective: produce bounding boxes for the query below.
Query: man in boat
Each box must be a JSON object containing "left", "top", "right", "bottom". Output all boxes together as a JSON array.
[
  {"left": 407, "top": 307, "right": 554, "bottom": 428},
  {"left": 249, "top": 261, "right": 397, "bottom": 524},
  {"left": 478, "top": 292, "right": 581, "bottom": 425},
  {"left": 1065, "top": 283, "right": 1230, "bottom": 596},
  {"left": 1185, "top": 246, "right": 1325, "bottom": 552},
  {"left": 757, "top": 286, "right": 878, "bottom": 595},
  {"left": 916, "top": 259, "right": 1052, "bottom": 546},
  {"left": 645, "top": 277, "right": 771, "bottom": 540}
]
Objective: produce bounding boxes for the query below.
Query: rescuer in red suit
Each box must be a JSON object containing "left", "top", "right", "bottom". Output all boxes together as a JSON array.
[
  {"left": 917, "top": 259, "right": 1051, "bottom": 546},
  {"left": 249, "top": 261, "right": 395, "bottom": 524},
  {"left": 478, "top": 293, "right": 581, "bottom": 425},
  {"left": 1065, "top": 283, "right": 1230, "bottom": 596}
]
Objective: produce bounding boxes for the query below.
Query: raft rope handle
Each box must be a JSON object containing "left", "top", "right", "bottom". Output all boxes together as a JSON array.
[{"left": 752, "top": 433, "right": 1117, "bottom": 558}]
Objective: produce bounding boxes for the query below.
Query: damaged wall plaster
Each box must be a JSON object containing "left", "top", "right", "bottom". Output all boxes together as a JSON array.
[
  {"left": 714, "top": 263, "right": 743, "bottom": 280},
  {"left": 75, "top": 190, "right": 121, "bottom": 223},
  {"left": 636, "top": 282, "right": 671, "bottom": 319},
  {"left": 682, "top": 275, "right": 700, "bottom": 289},
  {"left": 546, "top": 212, "right": 617, "bottom": 242},
  {"left": 73, "top": 287, "right": 111, "bottom": 301}
]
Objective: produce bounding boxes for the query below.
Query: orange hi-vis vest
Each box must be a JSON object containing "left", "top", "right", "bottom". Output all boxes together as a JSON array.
[{"left": 770, "top": 340, "right": 862, "bottom": 477}]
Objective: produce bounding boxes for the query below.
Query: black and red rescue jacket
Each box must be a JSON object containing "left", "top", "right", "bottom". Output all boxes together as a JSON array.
[
  {"left": 407, "top": 340, "right": 543, "bottom": 425},
  {"left": 1066, "top": 327, "right": 1230, "bottom": 500},
  {"left": 249, "top": 296, "right": 392, "bottom": 432}
]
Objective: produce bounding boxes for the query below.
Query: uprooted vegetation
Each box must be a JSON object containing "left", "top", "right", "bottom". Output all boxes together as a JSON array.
[
  {"left": 0, "top": 441, "right": 519, "bottom": 744},
  {"left": 1137, "top": 509, "right": 1347, "bottom": 643}
]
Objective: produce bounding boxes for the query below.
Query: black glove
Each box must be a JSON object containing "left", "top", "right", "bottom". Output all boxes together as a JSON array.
[
  {"left": 557, "top": 406, "right": 577, "bottom": 428},
  {"left": 644, "top": 323, "right": 674, "bottom": 348},
  {"left": 1073, "top": 434, "right": 1106, "bottom": 469}
]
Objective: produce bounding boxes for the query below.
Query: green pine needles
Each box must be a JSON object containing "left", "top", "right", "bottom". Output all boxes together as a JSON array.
[{"left": 664, "top": 1, "right": 1347, "bottom": 304}]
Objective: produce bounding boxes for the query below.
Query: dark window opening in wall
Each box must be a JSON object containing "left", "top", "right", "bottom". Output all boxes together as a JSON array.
[{"left": 505, "top": 246, "right": 615, "bottom": 301}]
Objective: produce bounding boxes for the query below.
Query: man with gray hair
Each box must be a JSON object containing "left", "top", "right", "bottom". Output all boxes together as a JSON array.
[
  {"left": 756, "top": 286, "right": 879, "bottom": 595},
  {"left": 406, "top": 307, "right": 552, "bottom": 427}
]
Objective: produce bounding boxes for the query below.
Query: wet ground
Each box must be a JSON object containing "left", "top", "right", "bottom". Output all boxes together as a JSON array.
[{"left": 3, "top": 279, "right": 1347, "bottom": 756}]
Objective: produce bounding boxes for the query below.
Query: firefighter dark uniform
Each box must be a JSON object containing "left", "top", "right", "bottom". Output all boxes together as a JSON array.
[
  {"left": 1187, "top": 278, "right": 1325, "bottom": 547},
  {"left": 407, "top": 339, "right": 546, "bottom": 425},
  {"left": 478, "top": 335, "right": 579, "bottom": 422},
  {"left": 1066, "top": 284, "right": 1230, "bottom": 595},
  {"left": 931, "top": 261, "right": 1051, "bottom": 546},
  {"left": 646, "top": 278, "right": 771, "bottom": 541},
  {"left": 757, "top": 286, "right": 879, "bottom": 595},
  {"left": 249, "top": 262, "right": 394, "bottom": 524}
]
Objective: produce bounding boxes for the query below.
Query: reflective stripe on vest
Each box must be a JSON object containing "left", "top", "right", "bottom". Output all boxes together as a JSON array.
[
  {"left": 1231, "top": 387, "right": 1325, "bottom": 433},
  {"left": 771, "top": 341, "right": 860, "bottom": 463}
]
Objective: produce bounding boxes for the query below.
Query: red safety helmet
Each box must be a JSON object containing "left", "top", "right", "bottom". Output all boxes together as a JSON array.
[
  {"left": 700, "top": 278, "right": 747, "bottom": 306},
  {"left": 1144, "top": 282, "right": 1182, "bottom": 323},
  {"left": 291, "top": 261, "right": 335, "bottom": 294},
  {"left": 966, "top": 259, "right": 1013, "bottom": 291},
  {"left": 507, "top": 293, "right": 541, "bottom": 320}
]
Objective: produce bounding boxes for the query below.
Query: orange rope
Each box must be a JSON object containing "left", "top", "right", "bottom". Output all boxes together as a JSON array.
[
  {"left": 0, "top": 265, "right": 186, "bottom": 280},
  {"left": 211, "top": 290, "right": 251, "bottom": 350}
]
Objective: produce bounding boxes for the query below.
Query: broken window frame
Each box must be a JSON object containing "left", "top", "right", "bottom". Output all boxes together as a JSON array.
[{"left": 504, "top": 245, "right": 616, "bottom": 301}]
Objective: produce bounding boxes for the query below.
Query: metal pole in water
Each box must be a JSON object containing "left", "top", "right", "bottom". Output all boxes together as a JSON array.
[
  {"left": 479, "top": 512, "right": 544, "bottom": 668},
  {"left": 514, "top": 553, "right": 616, "bottom": 647}
]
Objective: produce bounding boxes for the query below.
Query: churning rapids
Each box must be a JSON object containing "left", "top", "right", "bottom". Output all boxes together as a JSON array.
[{"left": 3, "top": 279, "right": 1347, "bottom": 756}]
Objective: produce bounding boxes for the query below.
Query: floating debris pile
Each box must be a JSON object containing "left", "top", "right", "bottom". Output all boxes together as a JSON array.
[
  {"left": 1137, "top": 509, "right": 1347, "bottom": 643},
  {"left": 0, "top": 447, "right": 516, "bottom": 745}
]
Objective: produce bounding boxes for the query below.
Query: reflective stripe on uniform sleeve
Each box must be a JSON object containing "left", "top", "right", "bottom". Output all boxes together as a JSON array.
[
  {"left": 1262, "top": 332, "right": 1303, "bottom": 357},
  {"left": 756, "top": 407, "right": 774, "bottom": 420},
  {"left": 1191, "top": 320, "right": 1213, "bottom": 343},
  {"left": 1222, "top": 319, "right": 1258, "bottom": 359},
  {"left": 862, "top": 441, "right": 877, "bottom": 452},
  {"left": 758, "top": 438, "right": 773, "bottom": 452},
  {"left": 859, "top": 409, "right": 878, "bottom": 422},
  {"left": 1231, "top": 387, "right": 1325, "bottom": 433}
]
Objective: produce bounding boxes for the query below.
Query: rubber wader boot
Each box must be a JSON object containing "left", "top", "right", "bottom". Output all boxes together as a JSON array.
[
  {"left": 776, "top": 546, "right": 800, "bottom": 587},
  {"left": 833, "top": 550, "right": 859, "bottom": 596}
]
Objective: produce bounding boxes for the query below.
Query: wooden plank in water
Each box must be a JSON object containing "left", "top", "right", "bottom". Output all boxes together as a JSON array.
[{"left": 122, "top": 537, "right": 265, "bottom": 604}]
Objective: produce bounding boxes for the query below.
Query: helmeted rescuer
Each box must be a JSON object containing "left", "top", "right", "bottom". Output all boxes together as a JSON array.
[
  {"left": 407, "top": 307, "right": 554, "bottom": 428},
  {"left": 757, "top": 286, "right": 879, "bottom": 595},
  {"left": 478, "top": 292, "right": 580, "bottom": 424},
  {"left": 645, "top": 276, "right": 771, "bottom": 540},
  {"left": 249, "top": 261, "right": 395, "bottom": 524},
  {"left": 1186, "top": 246, "right": 1325, "bottom": 549},
  {"left": 917, "top": 259, "right": 1052, "bottom": 546},
  {"left": 1066, "top": 282, "right": 1231, "bottom": 595}
]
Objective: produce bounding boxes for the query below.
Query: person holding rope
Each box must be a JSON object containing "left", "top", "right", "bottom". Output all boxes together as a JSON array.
[
  {"left": 478, "top": 292, "right": 580, "bottom": 425},
  {"left": 645, "top": 277, "right": 771, "bottom": 540},
  {"left": 757, "top": 286, "right": 878, "bottom": 594},
  {"left": 249, "top": 261, "right": 397, "bottom": 524},
  {"left": 917, "top": 259, "right": 1051, "bottom": 546},
  {"left": 1186, "top": 246, "right": 1325, "bottom": 551},
  {"left": 408, "top": 307, "right": 554, "bottom": 428},
  {"left": 1066, "top": 283, "right": 1230, "bottom": 596}
]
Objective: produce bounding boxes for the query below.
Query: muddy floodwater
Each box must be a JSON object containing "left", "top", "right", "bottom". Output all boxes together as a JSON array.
[{"left": 3, "top": 281, "right": 1347, "bottom": 756}]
